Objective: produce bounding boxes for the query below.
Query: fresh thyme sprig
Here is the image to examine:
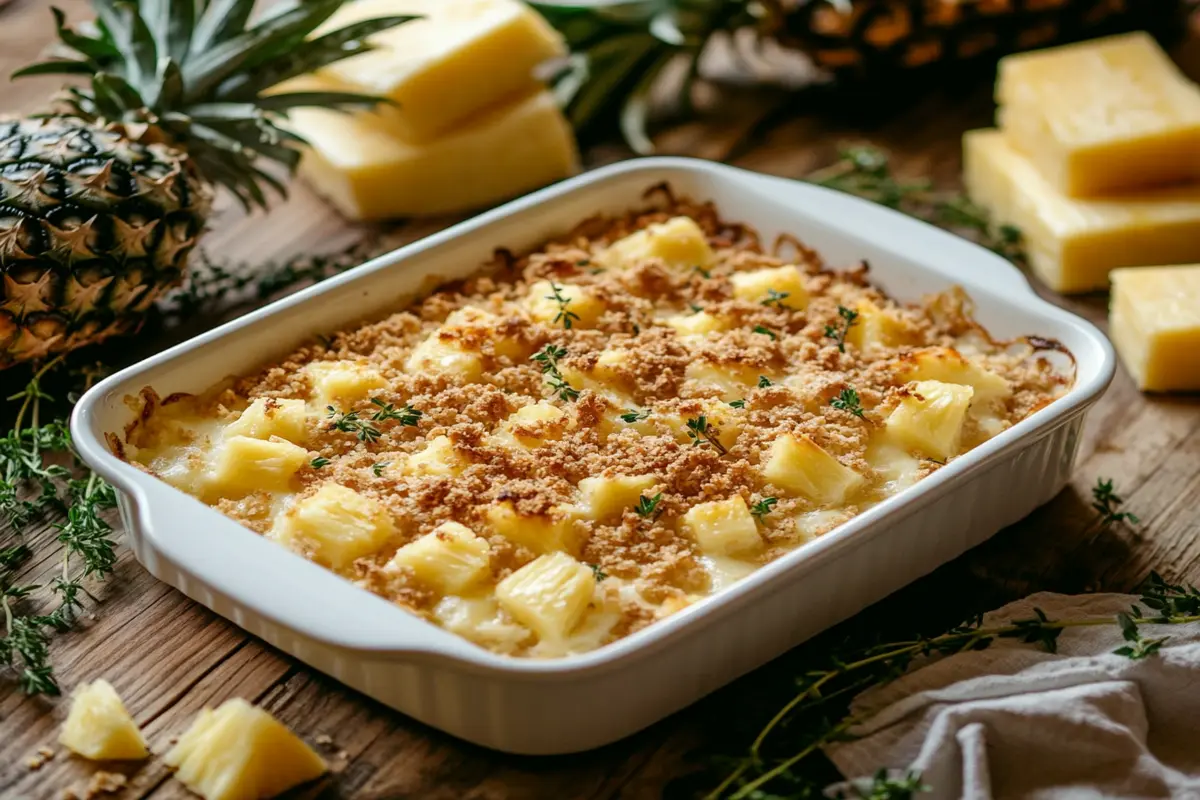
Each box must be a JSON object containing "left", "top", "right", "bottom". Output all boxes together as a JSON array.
[
  {"left": 686, "top": 416, "right": 728, "bottom": 455},
  {"left": 370, "top": 398, "right": 422, "bottom": 427},
  {"left": 750, "top": 497, "right": 777, "bottom": 520},
  {"left": 728, "top": 399, "right": 747, "bottom": 409},
  {"left": 831, "top": 388, "right": 866, "bottom": 419},
  {"left": 824, "top": 305, "right": 859, "bottom": 353},
  {"left": 621, "top": 408, "right": 651, "bottom": 424},
  {"left": 762, "top": 289, "right": 790, "bottom": 308},
  {"left": 757, "top": 376, "right": 773, "bottom": 388},
  {"left": 1092, "top": 477, "right": 1139, "bottom": 528},
  {"left": 635, "top": 492, "right": 664, "bottom": 521},
  {"left": 752, "top": 325, "right": 776, "bottom": 341},
  {"left": 545, "top": 282, "right": 581, "bottom": 330},
  {"left": 311, "top": 457, "right": 330, "bottom": 469},
  {"left": 589, "top": 563, "right": 609, "bottom": 581},
  {"left": 530, "top": 344, "right": 580, "bottom": 402},
  {"left": 326, "top": 407, "right": 382, "bottom": 443},
  {"left": 371, "top": 462, "right": 390, "bottom": 477}
]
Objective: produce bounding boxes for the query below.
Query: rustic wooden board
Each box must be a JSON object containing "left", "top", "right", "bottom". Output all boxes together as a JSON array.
[{"left": 2, "top": 2, "right": 1199, "bottom": 798}]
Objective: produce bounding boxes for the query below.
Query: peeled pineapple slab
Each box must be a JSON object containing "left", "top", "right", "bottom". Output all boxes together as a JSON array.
[
  {"left": 1110, "top": 265, "right": 1200, "bottom": 392},
  {"left": 59, "top": 679, "right": 148, "bottom": 761},
  {"left": 964, "top": 129, "right": 1200, "bottom": 293},
  {"left": 293, "top": 89, "right": 578, "bottom": 220},
  {"left": 997, "top": 33, "right": 1200, "bottom": 197},
  {"left": 314, "top": 0, "right": 565, "bottom": 143},
  {"left": 164, "top": 699, "right": 326, "bottom": 800}
]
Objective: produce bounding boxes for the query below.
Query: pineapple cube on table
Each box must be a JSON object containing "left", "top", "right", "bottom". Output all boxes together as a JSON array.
[
  {"left": 681, "top": 496, "right": 761, "bottom": 557},
  {"left": 495, "top": 552, "right": 596, "bottom": 645},
  {"left": 225, "top": 399, "right": 308, "bottom": 444},
  {"left": 886, "top": 380, "right": 974, "bottom": 462},
  {"left": 164, "top": 699, "right": 326, "bottom": 800},
  {"left": 385, "top": 521, "right": 491, "bottom": 594},
  {"left": 1110, "top": 265, "right": 1200, "bottom": 392},
  {"left": 59, "top": 679, "right": 148, "bottom": 761},
  {"left": 761, "top": 433, "right": 864, "bottom": 506},
  {"left": 273, "top": 484, "right": 394, "bottom": 572},
  {"left": 404, "top": 435, "right": 468, "bottom": 477},
  {"left": 598, "top": 217, "right": 715, "bottom": 271},
  {"left": 963, "top": 129, "right": 1200, "bottom": 293},
  {"left": 207, "top": 436, "right": 309, "bottom": 496},
  {"left": 997, "top": 32, "right": 1200, "bottom": 197},
  {"left": 730, "top": 265, "right": 809, "bottom": 309},
  {"left": 305, "top": 361, "right": 387, "bottom": 409},
  {"left": 525, "top": 280, "right": 604, "bottom": 329},
  {"left": 486, "top": 501, "right": 581, "bottom": 555},
  {"left": 576, "top": 474, "right": 657, "bottom": 521}
]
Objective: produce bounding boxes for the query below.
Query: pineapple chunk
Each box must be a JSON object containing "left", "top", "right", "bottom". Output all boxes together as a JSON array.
[
  {"left": 964, "top": 128, "right": 1200, "bottom": 293},
  {"left": 385, "top": 521, "right": 491, "bottom": 594},
  {"left": 681, "top": 496, "right": 761, "bottom": 556},
  {"left": 685, "top": 362, "right": 761, "bottom": 401},
  {"left": 559, "top": 349, "right": 634, "bottom": 404},
  {"left": 164, "top": 699, "right": 326, "bottom": 800},
  {"left": 207, "top": 436, "right": 309, "bottom": 496},
  {"left": 897, "top": 348, "right": 1011, "bottom": 404},
  {"left": 273, "top": 484, "right": 394, "bottom": 571},
  {"left": 669, "top": 404, "right": 743, "bottom": 452},
  {"left": 314, "top": 0, "right": 565, "bottom": 143},
  {"left": 433, "top": 595, "right": 531, "bottom": 654},
  {"left": 305, "top": 360, "right": 386, "bottom": 408},
  {"left": 406, "top": 329, "right": 484, "bottom": 383},
  {"left": 59, "top": 679, "right": 148, "bottom": 761},
  {"left": 444, "top": 306, "right": 527, "bottom": 360},
  {"left": 761, "top": 434, "right": 864, "bottom": 505},
  {"left": 486, "top": 502, "right": 581, "bottom": 555},
  {"left": 576, "top": 474, "right": 657, "bottom": 521},
  {"left": 494, "top": 401, "right": 570, "bottom": 450},
  {"left": 886, "top": 380, "right": 975, "bottom": 461},
  {"left": 404, "top": 435, "right": 468, "bottom": 476},
  {"left": 997, "top": 33, "right": 1200, "bottom": 197},
  {"left": 1110, "top": 265, "right": 1200, "bottom": 391},
  {"left": 225, "top": 398, "right": 307, "bottom": 444},
  {"left": 664, "top": 310, "right": 730, "bottom": 337},
  {"left": 599, "top": 216, "right": 714, "bottom": 271},
  {"left": 495, "top": 552, "right": 595, "bottom": 644},
  {"left": 844, "top": 300, "right": 912, "bottom": 351},
  {"left": 525, "top": 280, "right": 604, "bottom": 329},
  {"left": 294, "top": 88, "right": 578, "bottom": 220},
  {"left": 730, "top": 265, "right": 809, "bottom": 309}
]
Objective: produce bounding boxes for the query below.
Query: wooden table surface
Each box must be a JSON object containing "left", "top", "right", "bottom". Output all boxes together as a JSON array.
[{"left": 3, "top": 2, "right": 1200, "bottom": 798}]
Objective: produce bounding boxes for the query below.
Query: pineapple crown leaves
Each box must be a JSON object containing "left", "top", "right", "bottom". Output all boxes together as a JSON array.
[{"left": 15, "top": 0, "right": 419, "bottom": 210}]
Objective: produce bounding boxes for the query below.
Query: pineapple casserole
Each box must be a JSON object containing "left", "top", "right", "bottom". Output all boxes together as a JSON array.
[{"left": 119, "top": 192, "right": 1072, "bottom": 658}]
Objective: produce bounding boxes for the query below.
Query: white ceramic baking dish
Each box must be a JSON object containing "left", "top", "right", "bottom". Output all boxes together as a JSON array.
[{"left": 71, "top": 157, "right": 1114, "bottom": 755}]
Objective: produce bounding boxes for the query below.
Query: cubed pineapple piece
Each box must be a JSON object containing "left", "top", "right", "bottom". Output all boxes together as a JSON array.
[
  {"left": 664, "top": 310, "right": 730, "bottom": 337},
  {"left": 385, "top": 521, "right": 491, "bottom": 594},
  {"left": 494, "top": 401, "right": 570, "bottom": 450},
  {"left": 898, "top": 347, "right": 1011, "bottom": 404},
  {"left": 669, "top": 404, "right": 743, "bottom": 452},
  {"left": 486, "top": 502, "right": 581, "bottom": 554},
  {"left": 208, "top": 436, "right": 309, "bottom": 496},
  {"left": 844, "top": 300, "right": 912, "bottom": 351},
  {"left": 559, "top": 349, "right": 633, "bottom": 404},
  {"left": 406, "top": 329, "right": 484, "bottom": 383},
  {"left": 1110, "top": 265, "right": 1200, "bottom": 391},
  {"left": 886, "top": 380, "right": 975, "bottom": 461},
  {"left": 681, "top": 496, "right": 761, "bottom": 556},
  {"left": 314, "top": 0, "right": 566, "bottom": 143},
  {"left": 294, "top": 88, "right": 578, "bottom": 220},
  {"left": 225, "top": 398, "right": 308, "bottom": 444},
  {"left": 164, "top": 699, "right": 326, "bottom": 800},
  {"left": 730, "top": 265, "right": 809, "bottom": 309},
  {"left": 404, "top": 435, "right": 468, "bottom": 476},
  {"left": 599, "top": 216, "right": 714, "bottom": 271},
  {"left": 996, "top": 33, "right": 1200, "bottom": 197},
  {"left": 273, "top": 484, "right": 394, "bottom": 571},
  {"left": 525, "top": 280, "right": 604, "bottom": 329},
  {"left": 444, "top": 306, "right": 527, "bottom": 360},
  {"left": 59, "top": 679, "right": 148, "bottom": 761},
  {"left": 495, "top": 552, "right": 595, "bottom": 644},
  {"left": 576, "top": 474, "right": 657, "bottom": 521},
  {"left": 761, "top": 433, "right": 865, "bottom": 505},
  {"left": 433, "top": 595, "right": 531, "bottom": 654},
  {"left": 685, "top": 362, "right": 761, "bottom": 401},
  {"left": 305, "top": 361, "right": 386, "bottom": 408},
  {"left": 964, "top": 128, "right": 1200, "bottom": 293}
]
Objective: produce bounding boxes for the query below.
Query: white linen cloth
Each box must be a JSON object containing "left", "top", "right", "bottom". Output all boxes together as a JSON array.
[{"left": 825, "top": 593, "right": 1200, "bottom": 799}]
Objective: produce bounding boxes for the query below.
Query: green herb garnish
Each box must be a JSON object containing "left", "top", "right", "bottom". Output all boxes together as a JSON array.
[
  {"left": 370, "top": 398, "right": 421, "bottom": 426},
  {"left": 823, "top": 305, "right": 859, "bottom": 353},
  {"left": 830, "top": 387, "right": 866, "bottom": 419}
]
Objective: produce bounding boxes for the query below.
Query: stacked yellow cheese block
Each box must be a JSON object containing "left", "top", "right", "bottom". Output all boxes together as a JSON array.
[
  {"left": 964, "top": 33, "right": 1200, "bottom": 295},
  {"left": 289, "top": 0, "right": 578, "bottom": 219}
]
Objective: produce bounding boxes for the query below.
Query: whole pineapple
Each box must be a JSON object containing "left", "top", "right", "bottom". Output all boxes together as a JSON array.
[
  {"left": 0, "top": 0, "right": 417, "bottom": 369},
  {"left": 534, "top": 0, "right": 1196, "bottom": 152}
]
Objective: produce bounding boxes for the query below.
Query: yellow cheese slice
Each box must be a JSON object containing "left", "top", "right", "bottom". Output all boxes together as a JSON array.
[
  {"left": 1110, "top": 265, "right": 1200, "bottom": 392},
  {"left": 315, "top": 0, "right": 565, "bottom": 142},
  {"left": 997, "top": 32, "right": 1200, "bottom": 196},
  {"left": 293, "top": 89, "right": 579, "bottom": 219},
  {"left": 963, "top": 129, "right": 1200, "bottom": 293}
]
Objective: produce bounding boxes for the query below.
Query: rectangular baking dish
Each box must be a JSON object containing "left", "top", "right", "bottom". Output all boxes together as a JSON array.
[{"left": 71, "top": 157, "right": 1115, "bottom": 755}]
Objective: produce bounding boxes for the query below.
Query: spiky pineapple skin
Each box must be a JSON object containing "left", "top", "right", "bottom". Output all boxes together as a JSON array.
[{"left": 0, "top": 116, "right": 212, "bottom": 369}]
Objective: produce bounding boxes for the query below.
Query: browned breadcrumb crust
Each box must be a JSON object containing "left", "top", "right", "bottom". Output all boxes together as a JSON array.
[{"left": 127, "top": 191, "right": 1071, "bottom": 657}]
